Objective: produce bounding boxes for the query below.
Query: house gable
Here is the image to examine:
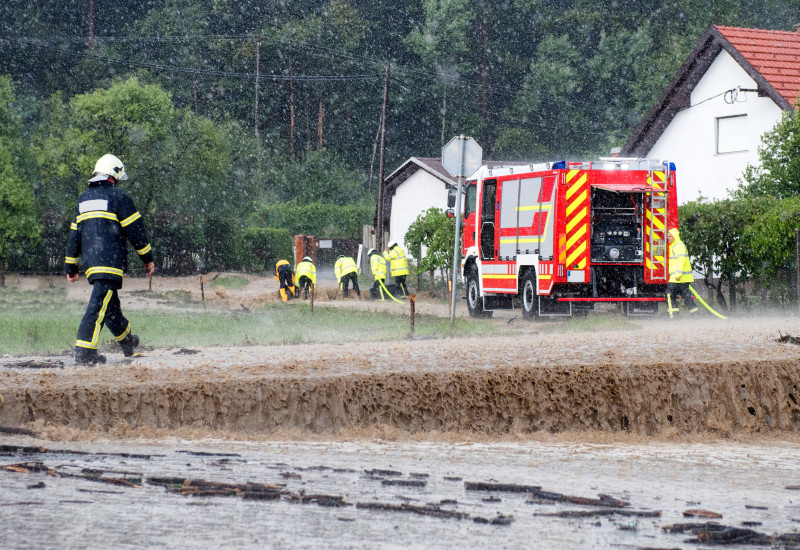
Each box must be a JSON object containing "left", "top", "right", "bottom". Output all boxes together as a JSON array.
[{"left": 622, "top": 25, "right": 798, "bottom": 158}]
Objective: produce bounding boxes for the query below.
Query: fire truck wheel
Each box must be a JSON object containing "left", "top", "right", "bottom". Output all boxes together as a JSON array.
[
  {"left": 466, "top": 266, "right": 492, "bottom": 318},
  {"left": 521, "top": 270, "right": 539, "bottom": 321}
]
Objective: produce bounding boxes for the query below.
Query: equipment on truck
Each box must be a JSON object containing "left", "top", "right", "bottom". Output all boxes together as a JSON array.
[{"left": 460, "top": 158, "right": 678, "bottom": 319}]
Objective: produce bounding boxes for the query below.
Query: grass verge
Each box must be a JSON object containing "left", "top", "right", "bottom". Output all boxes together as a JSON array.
[{"left": 0, "top": 288, "right": 495, "bottom": 355}]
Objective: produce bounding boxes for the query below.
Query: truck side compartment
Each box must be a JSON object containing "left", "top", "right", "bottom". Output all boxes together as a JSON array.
[{"left": 461, "top": 159, "right": 678, "bottom": 319}]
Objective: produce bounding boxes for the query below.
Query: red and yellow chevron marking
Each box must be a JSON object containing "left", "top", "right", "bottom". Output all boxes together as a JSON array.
[
  {"left": 645, "top": 170, "right": 667, "bottom": 277},
  {"left": 564, "top": 170, "right": 589, "bottom": 271}
]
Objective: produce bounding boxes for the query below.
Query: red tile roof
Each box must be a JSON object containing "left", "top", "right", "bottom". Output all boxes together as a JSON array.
[{"left": 715, "top": 25, "right": 800, "bottom": 107}]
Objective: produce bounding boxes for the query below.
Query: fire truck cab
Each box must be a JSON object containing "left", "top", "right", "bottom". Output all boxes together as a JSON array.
[{"left": 460, "top": 158, "right": 678, "bottom": 319}]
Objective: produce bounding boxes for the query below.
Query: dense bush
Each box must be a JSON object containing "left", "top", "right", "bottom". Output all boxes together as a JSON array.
[{"left": 240, "top": 228, "right": 294, "bottom": 273}]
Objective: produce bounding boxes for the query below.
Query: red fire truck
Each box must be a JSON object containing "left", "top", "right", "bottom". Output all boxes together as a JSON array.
[{"left": 460, "top": 158, "right": 678, "bottom": 319}]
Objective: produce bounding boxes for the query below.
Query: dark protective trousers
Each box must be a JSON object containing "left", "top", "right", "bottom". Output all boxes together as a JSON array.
[
  {"left": 298, "top": 275, "right": 313, "bottom": 298},
  {"left": 370, "top": 279, "right": 386, "bottom": 300},
  {"left": 340, "top": 272, "right": 360, "bottom": 297},
  {"left": 667, "top": 282, "right": 697, "bottom": 314},
  {"left": 277, "top": 264, "right": 296, "bottom": 301},
  {"left": 394, "top": 275, "right": 408, "bottom": 296},
  {"left": 76, "top": 279, "right": 131, "bottom": 350}
]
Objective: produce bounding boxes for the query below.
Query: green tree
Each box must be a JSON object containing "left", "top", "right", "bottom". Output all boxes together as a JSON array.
[
  {"left": 736, "top": 111, "right": 800, "bottom": 199},
  {"left": 0, "top": 75, "right": 40, "bottom": 286},
  {"left": 32, "top": 77, "right": 235, "bottom": 274},
  {"left": 404, "top": 207, "right": 454, "bottom": 292},
  {"left": 679, "top": 198, "right": 751, "bottom": 310}
]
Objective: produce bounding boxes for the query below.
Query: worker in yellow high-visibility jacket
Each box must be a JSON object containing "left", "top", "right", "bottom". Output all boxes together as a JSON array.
[
  {"left": 368, "top": 248, "right": 387, "bottom": 300},
  {"left": 295, "top": 256, "right": 316, "bottom": 299},
  {"left": 334, "top": 255, "right": 360, "bottom": 299},
  {"left": 666, "top": 228, "right": 698, "bottom": 318},
  {"left": 274, "top": 259, "right": 296, "bottom": 302},
  {"left": 383, "top": 241, "right": 409, "bottom": 296}
]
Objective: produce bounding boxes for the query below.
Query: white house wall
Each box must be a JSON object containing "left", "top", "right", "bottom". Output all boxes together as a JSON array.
[
  {"left": 647, "top": 49, "right": 783, "bottom": 204},
  {"left": 389, "top": 170, "right": 448, "bottom": 257}
]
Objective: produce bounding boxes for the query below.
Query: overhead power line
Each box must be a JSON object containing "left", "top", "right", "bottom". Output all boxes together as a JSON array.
[{"left": 0, "top": 37, "right": 379, "bottom": 82}]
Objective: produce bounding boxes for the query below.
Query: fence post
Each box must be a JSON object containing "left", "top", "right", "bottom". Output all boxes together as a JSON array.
[{"left": 410, "top": 294, "right": 415, "bottom": 335}]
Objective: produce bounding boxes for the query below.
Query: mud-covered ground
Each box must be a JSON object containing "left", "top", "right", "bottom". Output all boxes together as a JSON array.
[{"left": 3, "top": 274, "right": 800, "bottom": 548}]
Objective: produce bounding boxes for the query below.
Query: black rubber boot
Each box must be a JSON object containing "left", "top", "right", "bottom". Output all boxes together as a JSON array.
[
  {"left": 119, "top": 334, "right": 140, "bottom": 357},
  {"left": 75, "top": 347, "right": 107, "bottom": 366}
]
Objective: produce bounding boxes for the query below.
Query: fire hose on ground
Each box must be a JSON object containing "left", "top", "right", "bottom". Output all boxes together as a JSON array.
[
  {"left": 377, "top": 278, "right": 404, "bottom": 304},
  {"left": 690, "top": 285, "right": 728, "bottom": 320},
  {"left": 668, "top": 285, "right": 728, "bottom": 320}
]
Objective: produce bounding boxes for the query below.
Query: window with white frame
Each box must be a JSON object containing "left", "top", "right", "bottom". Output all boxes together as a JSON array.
[{"left": 716, "top": 114, "right": 747, "bottom": 154}]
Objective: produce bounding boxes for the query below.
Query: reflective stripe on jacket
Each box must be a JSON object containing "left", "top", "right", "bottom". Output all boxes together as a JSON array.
[
  {"left": 64, "top": 180, "right": 153, "bottom": 285},
  {"left": 370, "top": 253, "right": 386, "bottom": 280},
  {"left": 296, "top": 260, "right": 316, "bottom": 284},
  {"left": 668, "top": 240, "right": 693, "bottom": 283},
  {"left": 384, "top": 246, "right": 409, "bottom": 276},
  {"left": 334, "top": 257, "right": 357, "bottom": 281}
]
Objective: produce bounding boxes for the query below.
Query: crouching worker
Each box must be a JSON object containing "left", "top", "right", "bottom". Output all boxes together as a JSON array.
[
  {"left": 275, "top": 259, "right": 297, "bottom": 302},
  {"left": 368, "top": 248, "right": 387, "bottom": 300},
  {"left": 65, "top": 154, "right": 154, "bottom": 366},
  {"left": 666, "top": 227, "right": 698, "bottom": 318},
  {"left": 334, "top": 254, "right": 360, "bottom": 298},
  {"left": 295, "top": 256, "right": 316, "bottom": 299}
]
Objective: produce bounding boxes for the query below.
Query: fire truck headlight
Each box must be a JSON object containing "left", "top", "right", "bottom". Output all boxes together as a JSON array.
[{"left": 608, "top": 247, "right": 621, "bottom": 260}]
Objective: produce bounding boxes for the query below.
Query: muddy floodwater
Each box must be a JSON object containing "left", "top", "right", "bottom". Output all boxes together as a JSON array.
[
  {"left": 3, "top": 276, "right": 800, "bottom": 548},
  {"left": 3, "top": 437, "right": 800, "bottom": 549}
]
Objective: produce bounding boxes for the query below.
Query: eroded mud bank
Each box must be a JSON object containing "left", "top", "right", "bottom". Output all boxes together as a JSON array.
[{"left": 2, "top": 318, "right": 800, "bottom": 437}]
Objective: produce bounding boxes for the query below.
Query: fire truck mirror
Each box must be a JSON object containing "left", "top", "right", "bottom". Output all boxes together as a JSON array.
[{"left": 447, "top": 188, "right": 457, "bottom": 208}]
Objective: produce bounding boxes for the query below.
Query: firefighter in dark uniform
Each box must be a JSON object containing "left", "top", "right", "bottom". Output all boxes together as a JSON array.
[
  {"left": 65, "top": 154, "right": 154, "bottom": 366},
  {"left": 274, "top": 259, "right": 297, "bottom": 302},
  {"left": 295, "top": 256, "right": 316, "bottom": 299}
]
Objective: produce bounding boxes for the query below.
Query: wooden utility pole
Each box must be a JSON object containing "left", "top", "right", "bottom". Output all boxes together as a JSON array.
[
  {"left": 289, "top": 62, "right": 295, "bottom": 159},
  {"left": 317, "top": 99, "right": 324, "bottom": 150},
  {"left": 192, "top": 72, "right": 198, "bottom": 115},
  {"left": 441, "top": 83, "right": 447, "bottom": 147},
  {"left": 254, "top": 39, "right": 261, "bottom": 146},
  {"left": 376, "top": 61, "right": 390, "bottom": 249},
  {"left": 88, "top": 0, "right": 94, "bottom": 51}
]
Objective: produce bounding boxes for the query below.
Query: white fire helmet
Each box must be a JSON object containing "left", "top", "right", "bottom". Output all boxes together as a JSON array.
[
  {"left": 90, "top": 154, "right": 128, "bottom": 183},
  {"left": 303, "top": 256, "right": 312, "bottom": 262}
]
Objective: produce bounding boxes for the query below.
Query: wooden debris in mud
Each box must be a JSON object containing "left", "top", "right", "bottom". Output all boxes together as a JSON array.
[
  {"left": 683, "top": 508, "right": 723, "bottom": 519},
  {"left": 288, "top": 494, "right": 348, "bottom": 507},
  {"left": 364, "top": 469, "right": 402, "bottom": 477},
  {"left": 3, "top": 360, "right": 64, "bottom": 369},
  {"left": 381, "top": 479, "right": 427, "bottom": 487},
  {"left": 533, "top": 509, "right": 661, "bottom": 518},
  {"left": 355, "top": 501, "right": 513, "bottom": 525},
  {"left": 466, "top": 481, "right": 629, "bottom": 508},
  {"left": 776, "top": 332, "right": 800, "bottom": 345},
  {"left": 473, "top": 514, "right": 514, "bottom": 525},
  {"left": 465, "top": 481, "right": 541, "bottom": 493},
  {"left": 176, "top": 450, "right": 241, "bottom": 457},
  {"left": 356, "top": 502, "right": 470, "bottom": 520},
  {"left": 0, "top": 461, "right": 53, "bottom": 474},
  {"left": 663, "top": 522, "right": 800, "bottom": 546},
  {"left": 0, "top": 426, "right": 37, "bottom": 437},
  {"left": 0, "top": 444, "right": 153, "bottom": 460}
]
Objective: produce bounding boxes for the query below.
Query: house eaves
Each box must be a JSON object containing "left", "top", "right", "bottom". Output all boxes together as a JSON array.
[{"left": 621, "top": 25, "right": 797, "bottom": 157}]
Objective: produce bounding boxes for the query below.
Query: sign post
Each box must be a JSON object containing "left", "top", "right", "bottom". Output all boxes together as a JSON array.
[{"left": 442, "top": 135, "right": 482, "bottom": 325}]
